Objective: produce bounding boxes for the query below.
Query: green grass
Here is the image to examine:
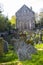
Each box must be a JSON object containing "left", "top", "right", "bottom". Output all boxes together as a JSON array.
[
  {"left": 22, "top": 44, "right": 43, "bottom": 65},
  {"left": 0, "top": 50, "right": 18, "bottom": 63},
  {"left": 0, "top": 50, "right": 43, "bottom": 65},
  {"left": 35, "top": 43, "right": 43, "bottom": 49},
  {"left": 22, "top": 51, "right": 43, "bottom": 65},
  {"left": 0, "top": 44, "right": 43, "bottom": 65}
]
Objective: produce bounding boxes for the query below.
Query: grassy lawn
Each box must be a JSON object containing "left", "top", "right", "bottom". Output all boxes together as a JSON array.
[
  {"left": 22, "top": 50, "right": 43, "bottom": 65},
  {"left": 0, "top": 51, "right": 18, "bottom": 63},
  {"left": 0, "top": 44, "right": 43, "bottom": 65},
  {"left": 35, "top": 43, "right": 43, "bottom": 49},
  {"left": 0, "top": 50, "right": 43, "bottom": 65}
]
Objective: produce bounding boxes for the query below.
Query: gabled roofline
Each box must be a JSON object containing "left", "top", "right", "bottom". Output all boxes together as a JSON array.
[{"left": 15, "top": 4, "right": 35, "bottom": 15}]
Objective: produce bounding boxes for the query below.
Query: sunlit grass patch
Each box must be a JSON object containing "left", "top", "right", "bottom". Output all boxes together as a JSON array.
[
  {"left": 35, "top": 43, "right": 43, "bottom": 49},
  {"left": 22, "top": 51, "right": 43, "bottom": 65},
  {"left": 0, "top": 50, "right": 43, "bottom": 65}
]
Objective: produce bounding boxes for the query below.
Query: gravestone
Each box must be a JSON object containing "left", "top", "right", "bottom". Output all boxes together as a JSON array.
[
  {"left": 3, "top": 40, "right": 8, "bottom": 53},
  {"left": 39, "top": 32, "right": 42, "bottom": 41},
  {"left": 0, "top": 37, "right": 4, "bottom": 56},
  {"left": 0, "top": 37, "right": 8, "bottom": 56},
  {"left": 12, "top": 38, "right": 37, "bottom": 60}
]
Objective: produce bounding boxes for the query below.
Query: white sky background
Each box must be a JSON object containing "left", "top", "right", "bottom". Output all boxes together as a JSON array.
[{"left": 0, "top": 0, "right": 43, "bottom": 18}]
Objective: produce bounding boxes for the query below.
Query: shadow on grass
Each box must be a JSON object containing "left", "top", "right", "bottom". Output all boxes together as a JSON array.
[
  {"left": 0, "top": 50, "right": 43, "bottom": 65},
  {"left": 0, "top": 51, "right": 18, "bottom": 63}
]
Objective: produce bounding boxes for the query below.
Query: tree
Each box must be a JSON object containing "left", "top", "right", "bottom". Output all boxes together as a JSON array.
[
  {"left": 40, "top": 18, "right": 43, "bottom": 26},
  {"left": 0, "top": 3, "right": 3, "bottom": 13},
  {"left": 0, "top": 12, "right": 12, "bottom": 32},
  {"left": 10, "top": 16, "right": 16, "bottom": 29},
  {"left": 38, "top": 9, "right": 43, "bottom": 27}
]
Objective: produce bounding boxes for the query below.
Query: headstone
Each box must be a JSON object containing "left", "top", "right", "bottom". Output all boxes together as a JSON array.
[
  {"left": 0, "top": 37, "right": 4, "bottom": 56},
  {"left": 39, "top": 32, "right": 42, "bottom": 41},
  {"left": 3, "top": 40, "right": 8, "bottom": 53},
  {"left": 12, "top": 39, "right": 37, "bottom": 60},
  {"left": 0, "top": 37, "right": 8, "bottom": 56},
  {"left": 17, "top": 48, "right": 31, "bottom": 60}
]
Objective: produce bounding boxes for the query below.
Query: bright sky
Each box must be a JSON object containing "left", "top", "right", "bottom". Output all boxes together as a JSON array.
[{"left": 0, "top": 0, "right": 43, "bottom": 18}]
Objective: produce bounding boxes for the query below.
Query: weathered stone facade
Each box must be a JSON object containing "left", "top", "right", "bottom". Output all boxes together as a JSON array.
[{"left": 16, "top": 5, "right": 35, "bottom": 31}]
